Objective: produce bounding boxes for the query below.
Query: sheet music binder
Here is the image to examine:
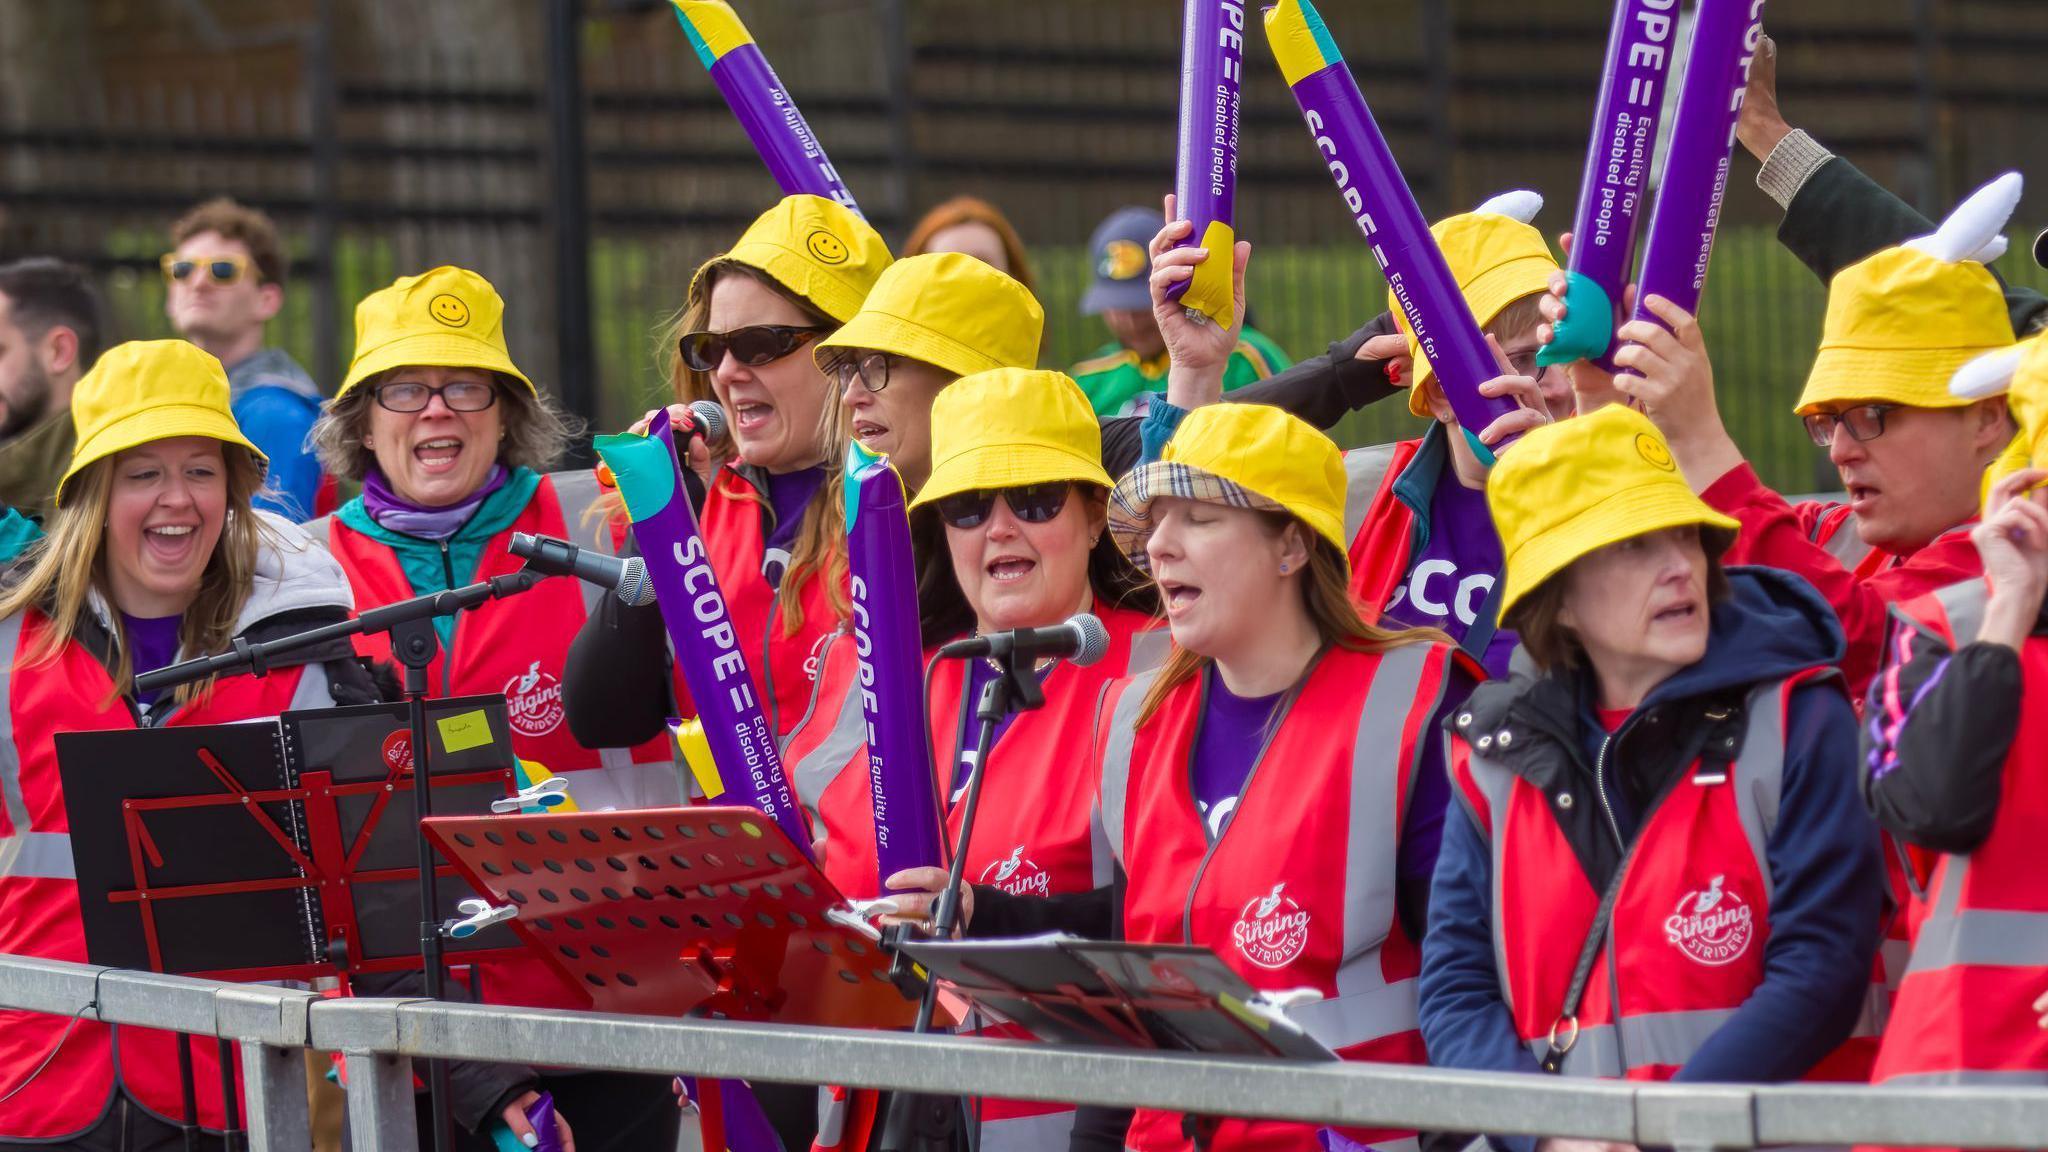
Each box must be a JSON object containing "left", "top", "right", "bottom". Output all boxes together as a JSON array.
[
  {"left": 56, "top": 694, "right": 526, "bottom": 980},
  {"left": 898, "top": 934, "right": 1339, "bottom": 1061}
]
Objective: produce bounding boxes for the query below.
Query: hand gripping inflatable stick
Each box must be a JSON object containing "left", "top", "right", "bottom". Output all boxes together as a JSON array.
[
  {"left": 671, "top": 1, "right": 861, "bottom": 215},
  {"left": 591, "top": 409, "right": 812, "bottom": 857},
  {"left": 1539, "top": 0, "right": 1681, "bottom": 368},
  {"left": 1166, "top": 0, "right": 1248, "bottom": 327},
  {"left": 844, "top": 442, "right": 947, "bottom": 887},
  {"left": 1264, "top": 0, "right": 1521, "bottom": 462},
  {"left": 1622, "top": 0, "right": 1766, "bottom": 345}
]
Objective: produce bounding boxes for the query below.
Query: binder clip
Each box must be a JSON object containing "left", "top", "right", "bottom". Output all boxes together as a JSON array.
[
  {"left": 490, "top": 774, "right": 570, "bottom": 814},
  {"left": 442, "top": 897, "right": 518, "bottom": 939}
]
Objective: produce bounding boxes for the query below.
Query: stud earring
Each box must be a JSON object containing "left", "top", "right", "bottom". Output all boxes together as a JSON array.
[{"left": 1279, "top": 562, "right": 1290, "bottom": 574}]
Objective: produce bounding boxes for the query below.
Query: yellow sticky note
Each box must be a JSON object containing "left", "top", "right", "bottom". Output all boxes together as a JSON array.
[
  {"left": 671, "top": 718, "right": 723, "bottom": 799},
  {"left": 436, "top": 709, "right": 494, "bottom": 754}
]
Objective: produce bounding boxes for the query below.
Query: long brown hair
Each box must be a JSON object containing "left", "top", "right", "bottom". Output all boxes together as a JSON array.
[
  {"left": 644, "top": 260, "right": 849, "bottom": 635},
  {"left": 1136, "top": 513, "right": 1450, "bottom": 726},
  {"left": 0, "top": 444, "right": 271, "bottom": 708},
  {"left": 903, "top": 196, "right": 1037, "bottom": 296}
]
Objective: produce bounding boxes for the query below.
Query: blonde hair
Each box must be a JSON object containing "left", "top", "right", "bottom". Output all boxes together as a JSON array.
[
  {"left": 1136, "top": 517, "right": 1450, "bottom": 726},
  {"left": 635, "top": 260, "right": 850, "bottom": 635},
  {"left": 0, "top": 445, "right": 271, "bottom": 707}
]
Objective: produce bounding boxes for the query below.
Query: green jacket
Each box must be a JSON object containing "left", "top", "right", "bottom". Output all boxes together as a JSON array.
[
  {"left": 0, "top": 409, "right": 74, "bottom": 520},
  {"left": 333, "top": 467, "right": 543, "bottom": 650},
  {"left": 1072, "top": 325, "right": 1293, "bottom": 418}
]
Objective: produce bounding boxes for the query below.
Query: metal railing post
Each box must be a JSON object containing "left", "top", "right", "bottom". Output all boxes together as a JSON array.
[
  {"left": 240, "top": 1040, "right": 314, "bottom": 1152},
  {"left": 345, "top": 1051, "right": 421, "bottom": 1152}
]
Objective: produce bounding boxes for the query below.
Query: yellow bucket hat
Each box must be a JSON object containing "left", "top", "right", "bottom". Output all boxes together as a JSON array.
[
  {"left": 339, "top": 266, "right": 533, "bottom": 398},
  {"left": 815, "top": 252, "right": 1042, "bottom": 379},
  {"left": 1394, "top": 193, "right": 1559, "bottom": 417},
  {"left": 1796, "top": 247, "right": 2015, "bottom": 414},
  {"left": 911, "top": 368, "right": 1112, "bottom": 509},
  {"left": 688, "top": 194, "right": 892, "bottom": 325},
  {"left": 1488, "top": 405, "right": 1737, "bottom": 620},
  {"left": 1109, "top": 403, "right": 1347, "bottom": 573},
  {"left": 61, "top": 340, "right": 264, "bottom": 504}
]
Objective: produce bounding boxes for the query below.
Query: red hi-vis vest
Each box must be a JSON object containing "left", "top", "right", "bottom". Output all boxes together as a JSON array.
[
  {"left": 329, "top": 470, "right": 677, "bottom": 1012},
  {"left": 1097, "top": 641, "right": 1460, "bottom": 1152},
  {"left": 1870, "top": 600, "right": 2048, "bottom": 1090},
  {"left": 327, "top": 470, "right": 677, "bottom": 813},
  {"left": 700, "top": 467, "right": 846, "bottom": 741},
  {"left": 1450, "top": 672, "right": 1881, "bottom": 1081},
  {"left": 1344, "top": 439, "right": 1423, "bottom": 620},
  {"left": 0, "top": 611, "right": 336, "bottom": 1140}
]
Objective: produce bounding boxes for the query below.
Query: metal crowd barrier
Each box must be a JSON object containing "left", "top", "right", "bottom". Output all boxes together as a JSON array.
[{"left": 3, "top": 953, "right": 2046, "bottom": 1152}]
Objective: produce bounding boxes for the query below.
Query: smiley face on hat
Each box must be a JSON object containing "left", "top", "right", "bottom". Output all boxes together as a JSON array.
[
  {"left": 429, "top": 293, "right": 471, "bottom": 327},
  {"left": 806, "top": 229, "right": 851, "bottom": 265}
]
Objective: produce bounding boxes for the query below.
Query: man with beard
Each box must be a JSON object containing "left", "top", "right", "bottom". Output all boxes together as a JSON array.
[{"left": 0, "top": 258, "right": 101, "bottom": 521}]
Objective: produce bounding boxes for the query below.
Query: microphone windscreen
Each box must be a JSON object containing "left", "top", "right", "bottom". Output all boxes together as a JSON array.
[
  {"left": 615, "top": 555, "right": 658, "bottom": 607},
  {"left": 1066, "top": 612, "right": 1111, "bottom": 667},
  {"left": 688, "top": 400, "right": 729, "bottom": 441}
]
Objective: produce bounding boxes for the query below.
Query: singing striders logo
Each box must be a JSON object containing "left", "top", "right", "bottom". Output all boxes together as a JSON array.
[
  {"left": 502, "top": 660, "right": 565, "bottom": 739},
  {"left": 381, "top": 729, "right": 414, "bottom": 774},
  {"left": 1663, "top": 875, "right": 1755, "bottom": 966},
  {"left": 1232, "top": 882, "right": 1311, "bottom": 970},
  {"left": 978, "top": 846, "right": 1051, "bottom": 897}
]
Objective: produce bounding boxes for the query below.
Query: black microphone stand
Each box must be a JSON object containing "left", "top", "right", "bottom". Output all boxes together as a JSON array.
[
  {"left": 137, "top": 566, "right": 552, "bottom": 1152},
  {"left": 878, "top": 647, "right": 1049, "bottom": 1152}
]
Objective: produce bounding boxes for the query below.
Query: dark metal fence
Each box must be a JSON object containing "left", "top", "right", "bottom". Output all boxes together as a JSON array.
[{"left": 1, "top": 0, "right": 2044, "bottom": 490}]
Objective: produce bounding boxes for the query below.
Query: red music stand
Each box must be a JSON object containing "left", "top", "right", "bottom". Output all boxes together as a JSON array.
[{"left": 423, "top": 806, "right": 930, "bottom": 1030}]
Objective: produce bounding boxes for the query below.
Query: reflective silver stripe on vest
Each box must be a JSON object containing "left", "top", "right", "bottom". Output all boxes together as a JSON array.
[
  {"left": 0, "top": 613, "right": 52, "bottom": 880},
  {"left": 1523, "top": 1008, "right": 1739, "bottom": 1077},
  {"left": 1094, "top": 668, "right": 1159, "bottom": 871},
  {"left": 1293, "top": 643, "right": 1437, "bottom": 1049},
  {"left": 1816, "top": 513, "right": 1873, "bottom": 570},
  {"left": 781, "top": 634, "right": 868, "bottom": 856},
  {"left": 1905, "top": 853, "right": 2048, "bottom": 974},
  {"left": 1470, "top": 677, "right": 1797, "bottom": 1078},
  {"left": 1126, "top": 626, "right": 1172, "bottom": 679},
  {"left": 1932, "top": 577, "right": 1989, "bottom": 647},
  {"left": 1343, "top": 443, "right": 1400, "bottom": 546},
  {"left": 977, "top": 1106, "right": 1076, "bottom": 1152}
]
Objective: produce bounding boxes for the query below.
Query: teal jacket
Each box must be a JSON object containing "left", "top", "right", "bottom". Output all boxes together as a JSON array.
[
  {"left": 0, "top": 508, "right": 42, "bottom": 564},
  {"left": 333, "top": 468, "right": 543, "bottom": 651}
]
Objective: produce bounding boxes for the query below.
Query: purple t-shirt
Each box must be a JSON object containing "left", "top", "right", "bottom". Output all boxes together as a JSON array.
[
  {"left": 760, "top": 466, "right": 824, "bottom": 589},
  {"left": 122, "top": 612, "right": 183, "bottom": 708},
  {"left": 1190, "top": 666, "right": 1286, "bottom": 838},
  {"left": 948, "top": 657, "right": 1048, "bottom": 802},
  {"left": 1382, "top": 467, "right": 1517, "bottom": 678},
  {"left": 1191, "top": 663, "right": 1451, "bottom": 886}
]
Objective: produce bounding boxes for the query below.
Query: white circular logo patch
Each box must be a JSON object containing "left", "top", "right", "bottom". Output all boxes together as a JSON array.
[
  {"left": 502, "top": 660, "right": 565, "bottom": 739},
  {"left": 1232, "top": 882, "right": 1311, "bottom": 970},
  {"left": 979, "top": 846, "right": 1051, "bottom": 897},
  {"left": 1663, "top": 874, "right": 1755, "bottom": 966}
]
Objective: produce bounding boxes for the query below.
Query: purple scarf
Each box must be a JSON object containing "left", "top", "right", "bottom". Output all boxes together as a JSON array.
[{"left": 361, "top": 464, "right": 508, "bottom": 540}]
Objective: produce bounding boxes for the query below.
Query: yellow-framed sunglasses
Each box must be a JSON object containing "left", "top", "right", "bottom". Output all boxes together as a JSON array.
[{"left": 159, "top": 253, "right": 252, "bottom": 286}]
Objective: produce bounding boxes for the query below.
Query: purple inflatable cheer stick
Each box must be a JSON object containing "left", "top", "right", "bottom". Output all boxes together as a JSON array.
[
  {"left": 1539, "top": 0, "right": 1681, "bottom": 369},
  {"left": 844, "top": 442, "right": 946, "bottom": 887},
  {"left": 1625, "top": 0, "right": 1768, "bottom": 339},
  {"left": 1264, "top": 0, "right": 1519, "bottom": 462},
  {"left": 592, "top": 410, "right": 811, "bottom": 858},
  {"left": 1167, "top": 0, "right": 1249, "bottom": 327},
  {"left": 672, "top": 1, "right": 861, "bottom": 215}
]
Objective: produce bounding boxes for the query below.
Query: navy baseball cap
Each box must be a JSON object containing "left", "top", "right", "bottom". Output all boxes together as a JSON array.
[{"left": 1080, "top": 206, "right": 1161, "bottom": 315}]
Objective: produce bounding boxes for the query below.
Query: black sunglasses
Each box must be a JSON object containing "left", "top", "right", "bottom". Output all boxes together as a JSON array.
[
  {"left": 678, "top": 324, "right": 832, "bottom": 373},
  {"left": 1802, "top": 404, "right": 1898, "bottom": 448},
  {"left": 934, "top": 483, "right": 1073, "bottom": 530}
]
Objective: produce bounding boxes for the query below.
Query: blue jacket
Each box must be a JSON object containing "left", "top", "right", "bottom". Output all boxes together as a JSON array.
[
  {"left": 227, "top": 347, "right": 324, "bottom": 521},
  {"left": 1418, "top": 568, "right": 1882, "bottom": 1148}
]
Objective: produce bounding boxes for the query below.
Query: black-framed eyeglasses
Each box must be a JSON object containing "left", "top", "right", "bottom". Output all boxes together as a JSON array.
[
  {"left": 1802, "top": 404, "right": 1898, "bottom": 448},
  {"left": 934, "top": 483, "right": 1074, "bottom": 530},
  {"left": 678, "top": 325, "right": 832, "bottom": 373},
  {"left": 372, "top": 379, "right": 498, "bottom": 413},
  {"left": 832, "top": 351, "right": 897, "bottom": 394}
]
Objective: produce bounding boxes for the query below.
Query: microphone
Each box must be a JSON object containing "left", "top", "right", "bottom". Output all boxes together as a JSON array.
[
  {"left": 677, "top": 400, "right": 727, "bottom": 444},
  {"left": 508, "top": 533, "right": 656, "bottom": 607},
  {"left": 937, "top": 612, "right": 1110, "bottom": 667}
]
